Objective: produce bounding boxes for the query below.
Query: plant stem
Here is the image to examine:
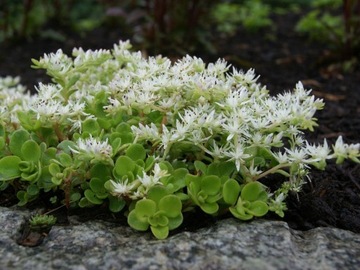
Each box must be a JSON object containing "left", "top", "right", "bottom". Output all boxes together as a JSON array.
[{"left": 253, "top": 163, "right": 291, "bottom": 181}]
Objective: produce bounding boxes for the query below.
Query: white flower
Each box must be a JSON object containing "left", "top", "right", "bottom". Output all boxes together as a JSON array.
[
  {"left": 70, "top": 135, "right": 113, "bottom": 160},
  {"left": 286, "top": 148, "right": 308, "bottom": 163},
  {"left": 223, "top": 116, "right": 243, "bottom": 141},
  {"left": 224, "top": 141, "right": 251, "bottom": 171},
  {"left": 36, "top": 49, "right": 72, "bottom": 74},
  {"left": 131, "top": 123, "right": 160, "bottom": 141},
  {"left": 152, "top": 163, "right": 169, "bottom": 179},
  {"left": 160, "top": 124, "right": 179, "bottom": 150},
  {"left": 29, "top": 98, "right": 70, "bottom": 121},
  {"left": 109, "top": 179, "right": 135, "bottom": 197},
  {"left": 305, "top": 139, "right": 331, "bottom": 162},
  {"left": 273, "top": 151, "right": 289, "bottom": 164},
  {"left": 332, "top": 136, "right": 348, "bottom": 163}
]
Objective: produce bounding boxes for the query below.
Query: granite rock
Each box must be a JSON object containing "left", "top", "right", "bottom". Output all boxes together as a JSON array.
[{"left": 1, "top": 206, "right": 360, "bottom": 270}]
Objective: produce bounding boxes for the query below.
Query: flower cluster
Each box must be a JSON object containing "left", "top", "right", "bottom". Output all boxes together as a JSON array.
[{"left": 0, "top": 40, "right": 359, "bottom": 239}]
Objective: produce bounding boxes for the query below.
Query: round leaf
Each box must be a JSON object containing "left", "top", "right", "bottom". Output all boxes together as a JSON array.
[
  {"left": 200, "top": 175, "right": 221, "bottom": 195},
  {"left": 229, "top": 206, "right": 253, "bottom": 221},
  {"left": 57, "top": 140, "right": 77, "bottom": 155},
  {"left": 223, "top": 179, "right": 241, "bottom": 205},
  {"left": 247, "top": 201, "right": 269, "bottom": 217},
  {"left": 241, "top": 182, "right": 268, "bottom": 202},
  {"left": 49, "top": 163, "right": 61, "bottom": 176},
  {"left": 16, "top": 190, "right": 28, "bottom": 206},
  {"left": 108, "top": 196, "right": 126, "bottom": 213},
  {"left": 82, "top": 118, "right": 100, "bottom": 136},
  {"left": 57, "top": 153, "right": 73, "bottom": 167},
  {"left": 78, "top": 197, "right": 93, "bottom": 208},
  {"left": 158, "top": 195, "right": 182, "bottom": 218},
  {"left": 21, "top": 140, "right": 41, "bottom": 162},
  {"left": 135, "top": 199, "right": 157, "bottom": 218},
  {"left": 150, "top": 225, "right": 169, "bottom": 240},
  {"left": 116, "top": 122, "right": 132, "bottom": 134},
  {"left": 84, "top": 189, "right": 103, "bottom": 205},
  {"left": 200, "top": 202, "right": 219, "bottom": 214},
  {"left": 148, "top": 213, "right": 168, "bottom": 227},
  {"left": 144, "top": 156, "right": 155, "bottom": 172},
  {"left": 114, "top": 156, "right": 135, "bottom": 177},
  {"left": 90, "top": 163, "right": 111, "bottom": 179},
  {"left": 128, "top": 210, "right": 149, "bottom": 231},
  {"left": 126, "top": 144, "right": 146, "bottom": 161},
  {"left": 147, "top": 185, "right": 168, "bottom": 204},
  {"left": 0, "top": 156, "right": 22, "bottom": 181},
  {"left": 9, "top": 129, "right": 30, "bottom": 157},
  {"left": 89, "top": 177, "right": 106, "bottom": 193},
  {"left": 27, "top": 184, "right": 40, "bottom": 196},
  {"left": 167, "top": 213, "right": 183, "bottom": 230}
]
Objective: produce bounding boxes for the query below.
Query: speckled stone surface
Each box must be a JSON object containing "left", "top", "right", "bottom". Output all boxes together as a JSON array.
[{"left": 1, "top": 206, "right": 360, "bottom": 270}]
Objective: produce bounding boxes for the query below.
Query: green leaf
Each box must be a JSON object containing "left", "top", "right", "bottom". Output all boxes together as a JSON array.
[
  {"left": 247, "top": 201, "right": 269, "bottom": 217},
  {"left": 111, "top": 138, "right": 122, "bottom": 155},
  {"left": 37, "top": 166, "right": 56, "bottom": 191},
  {"left": 66, "top": 74, "right": 80, "bottom": 89},
  {"left": 84, "top": 189, "right": 103, "bottom": 205},
  {"left": 90, "top": 163, "right": 111, "bottom": 179},
  {"left": 217, "top": 162, "right": 236, "bottom": 177},
  {"left": 51, "top": 176, "right": 63, "bottom": 186},
  {"left": 128, "top": 210, "right": 149, "bottom": 231},
  {"left": 17, "top": 111, "right": 41, "bottom": 131},
  {"left": 126, "top": 143, "right": 146, "bottom": 161},
  {"left": 21, "top": 140, "right": 41, "bottom": 162},
  {"left": 150, "top": 225, "right": 169, "bottom": 240},
  {"left": 108, "top": 196, "right": 126, "bottom": 212},
  {"left": 200, "top": 202, "right": 219, "bottom": 214},
  {"left": 241, "top": 182, "right": 268, "bottom": 202},
  {"left": 116, "top": 122, "right": 132, "bottom": 134},
  {"left": 135, "top": 199, "right": 157, "bottom": 218},
  {"left": 57, "top": 153, "right": 73, "bottom": 167},
  {"left": 82, "top": 118, "right": 101, "bottom": 136},
  {"left": 148, "top": 213, "right": 168, "bottom": 227},
  {"left": 49, "top": 163, "right": 61, "bottom": 176},
  {"left": 200, "top": 175, "right": 221, "bottom": 195},
  {"left": 0, "top": 156, "right": 22, "bottom": 181},
  {"left": 57, "top": 140, "right": 77, "bottom": 155},
  {"left": 89, "top": 177, "right": 103, "bottom": 191},
  {"left": 194, "top": 160, "right": 207, "bottom": 174},
  {"left": 147, "top": 185, "right": 168, "bottom": 204},
  {"left": 0, "top": 181, "right": 8, "bottom": 191},
  {"left": 42, "top": 147, "right": 57, "bottom": 164},
  {"left": 114, "top": 156, "right": 136, "bottom": 177},
  {"left": 20, "top": 161, "right": 41, "bottom": 182},
  {"left": 27, "top": 184, "right": 40, "bottom": 196},
  {"left": 78, "top": 197, "right": 94, "bottom": 208},
  {"left": 223, "top": 179, "right": 241, "bottom": 205},
  {"left": 158, "top": 161, "right": 173, "bottom": 173},
  {"left": 17, "top": 190, "right": 28, "bottom": 206},
  {"left": 229, "top": 206, "right": 253, "bottom": 221},
  {"left": 0, "top": 124, "right": 4, "bottom": 137},
  {"left": 165, "top": 168, "right": 188, "bottom": 192},
  {"left": 167, "top": 214, "right": 183, "bottom": 230},
  {"left": 144, "top": 156, "right": 156, "bottom": 172},
  {"left": 0, "top": 137, "right": 5, "bottom": 151},
  {"left": 9, "top": 129, "right": 30, "bottom": 158},
  {"left": 70, "top": 192, "right": 82, "bottom": 202},
  {"left": 158, "top": 195, "right": 182, "bottom": 218},
  {"left": 207, "top": 162, "right": 235, "bottom": 176}
]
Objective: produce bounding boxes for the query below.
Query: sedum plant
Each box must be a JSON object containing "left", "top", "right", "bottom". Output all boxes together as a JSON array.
[{"left": 0, "top": 41, "right": 359, "bottom": 239}]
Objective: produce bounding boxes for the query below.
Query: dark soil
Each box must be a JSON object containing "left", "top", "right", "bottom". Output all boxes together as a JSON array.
[{"left": 1, "top": 10, "right": 360, "bottom": 236}]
